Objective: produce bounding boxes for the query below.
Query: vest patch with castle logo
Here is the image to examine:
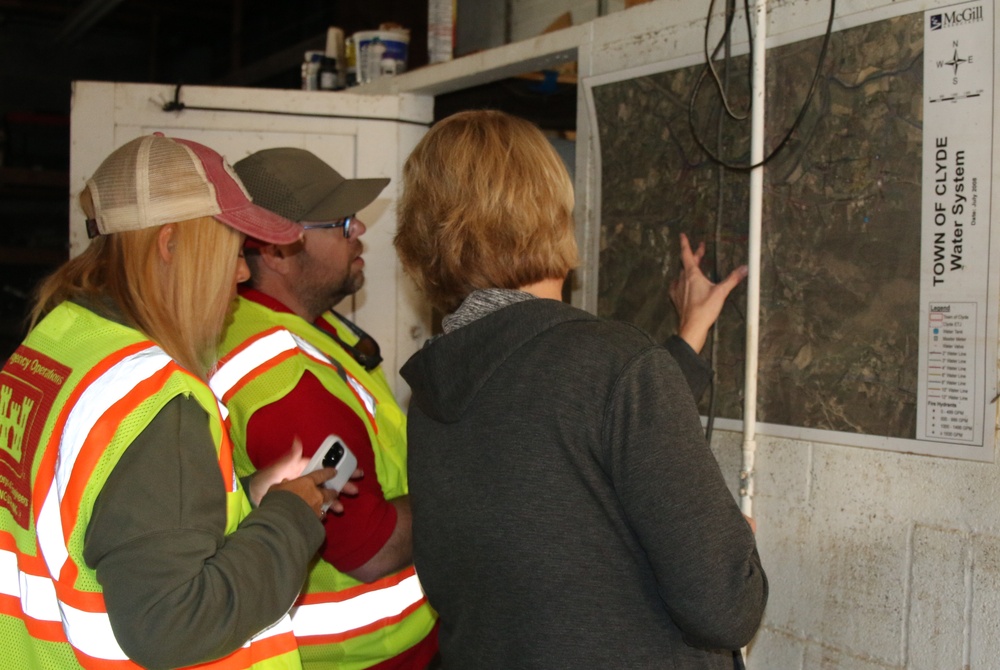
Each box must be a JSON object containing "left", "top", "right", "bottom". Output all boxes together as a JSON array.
[{"left": 0, "top": 346, "right": 71, "bottom": 528}]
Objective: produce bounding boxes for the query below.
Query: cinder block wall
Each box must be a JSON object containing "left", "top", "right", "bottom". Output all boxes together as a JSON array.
[{"left": 708, "top": 427, "right": 1000, "bottom": 669}]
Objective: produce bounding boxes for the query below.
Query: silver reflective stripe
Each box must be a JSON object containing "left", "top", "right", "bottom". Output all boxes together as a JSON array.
[
  {"left": 344, "top": 376, "right": 376, "bottom": 418},
  {"left": 62, "top": 601, "right": 131, "bottom": 660},
  {"left": 288, "top": 332, "right": 331, "bottom": 364},
  {"left": 2, "top": 533, "right": 132, "bottom": 661},
  {"left": 212, "top": 329, "right": 377, "bottom": 420},
  {"left": 2, "top": 543, "right": 296, "bottom": 660},
  {"left": 28, "top": 347, "right": 175, "bottom": 660},
  {"left": 290, "top": 572, "right": 425, "bottom": 637},
  {"left": 250, "top": 610, "right": 296, "bottom": 644},
  {"left": 39, "top": 347, "right": 172, "bottom": 580},
  {"left": 211, "top": 330, "right": 300, "bottom": 399},
  {"left": 0, "top": 547, "right": 60, "bottom": 622}
]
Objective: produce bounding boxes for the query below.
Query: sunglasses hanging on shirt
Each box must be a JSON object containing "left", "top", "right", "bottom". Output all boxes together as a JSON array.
[{"left": 326, "top": 311, "right": 383, "bottom": 371}]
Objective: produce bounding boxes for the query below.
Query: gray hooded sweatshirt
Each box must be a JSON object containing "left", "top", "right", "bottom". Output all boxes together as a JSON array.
[{"left": 401, "top": 293, "right": 767, "bottom": 670}]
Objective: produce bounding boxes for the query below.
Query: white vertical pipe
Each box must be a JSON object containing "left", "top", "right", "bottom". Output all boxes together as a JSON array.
[{"left": 741, "top": 0, "right": 767, "bottom": 519}]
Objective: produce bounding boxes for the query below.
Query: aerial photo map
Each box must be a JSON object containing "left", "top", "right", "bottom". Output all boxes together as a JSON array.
[{"left": 593, "top": 12, "right": 925, "bottom": 438}]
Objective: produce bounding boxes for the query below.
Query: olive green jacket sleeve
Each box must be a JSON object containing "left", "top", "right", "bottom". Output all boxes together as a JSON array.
[{"left": 83, "top": 394, "right": 324, "bottom": 670}]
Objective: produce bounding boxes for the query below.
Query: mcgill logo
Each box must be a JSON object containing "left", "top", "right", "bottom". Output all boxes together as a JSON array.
[{"left": 930, "top": 6, "right": 984, "bottom": 30}]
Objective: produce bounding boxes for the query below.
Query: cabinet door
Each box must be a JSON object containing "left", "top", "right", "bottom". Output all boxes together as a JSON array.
[{"left": 70, "top": 81, "right": 433, "bottom": 402}]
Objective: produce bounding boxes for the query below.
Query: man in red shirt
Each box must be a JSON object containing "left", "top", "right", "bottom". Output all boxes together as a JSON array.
[{"left": 211, "top": 148, "right": 438, "bottom": 669}]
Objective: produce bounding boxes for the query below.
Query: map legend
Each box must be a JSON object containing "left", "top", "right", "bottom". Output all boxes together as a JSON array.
[{"left": 923, "top": 302, "right": 977, "bottom": 441}]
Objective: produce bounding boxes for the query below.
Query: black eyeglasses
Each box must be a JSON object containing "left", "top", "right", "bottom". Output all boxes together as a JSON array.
[
  {"left": 302, "top": 214, "right": 355, "bottom": 238},
  {"left": 328, "top": 311, "right": 382, "bottom": 371}
]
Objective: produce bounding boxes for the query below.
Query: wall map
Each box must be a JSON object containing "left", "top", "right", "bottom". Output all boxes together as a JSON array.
[{"left": 593, "top": 12, "right": 926, "bottom": 439}]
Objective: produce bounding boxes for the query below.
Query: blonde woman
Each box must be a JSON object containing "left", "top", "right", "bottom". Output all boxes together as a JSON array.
[
  {"left": 0, "top": 135, "right": 350, "bottom": 669},
  {"left": 395, "top": 110, "right": 766, "bottom": 670}
]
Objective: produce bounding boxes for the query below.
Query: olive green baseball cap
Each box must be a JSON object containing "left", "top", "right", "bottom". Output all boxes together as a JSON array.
[{"left": 233, "top": 147, "right": 389, "bottom": 224}]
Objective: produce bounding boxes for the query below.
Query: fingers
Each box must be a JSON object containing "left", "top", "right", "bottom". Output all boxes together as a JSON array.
[
  {"left": 715, "top": 264, "right": 749, "bottom": 296},
  {"left": 303, "top": 466, "right": 337, "bottom": 486},
  {"left": 322, "top": 489, "right": 344, "bottom": 515},
  {"left": 337, "top": 468, "right": 364, "bottom": 497},
  {"left": 691, "top": 241, "right": 706, "bottom": 266},
  {"left": 678, "top": 233, "right": 706, "bottom": 269}
]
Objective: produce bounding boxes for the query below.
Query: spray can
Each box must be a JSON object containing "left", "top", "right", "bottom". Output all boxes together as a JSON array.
[{"left": 345, "top": 37, "right": 358, "bottom": 87}]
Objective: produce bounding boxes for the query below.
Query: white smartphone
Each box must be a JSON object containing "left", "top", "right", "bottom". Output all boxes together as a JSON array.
[{"left": 301, "top": 434, "right": 357, "bottom": 493}]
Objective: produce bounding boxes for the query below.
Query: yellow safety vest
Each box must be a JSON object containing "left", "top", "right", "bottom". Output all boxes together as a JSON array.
[
  {"left": 214, "top": 297, "right": 436, "bottom": 670},
  {"left": 0, "top": 301, "right": 302, "bottom": 669}
]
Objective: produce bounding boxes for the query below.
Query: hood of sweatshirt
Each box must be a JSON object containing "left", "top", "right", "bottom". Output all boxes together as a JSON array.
[{"left": 400, "top": 298, "right": 596, "bottom": 424}]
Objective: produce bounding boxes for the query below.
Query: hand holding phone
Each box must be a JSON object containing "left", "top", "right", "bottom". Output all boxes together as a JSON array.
[{"left": 301, "top": 435, "right": 358, "bottom": 493}]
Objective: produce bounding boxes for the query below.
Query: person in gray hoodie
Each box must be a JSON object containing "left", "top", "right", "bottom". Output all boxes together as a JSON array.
[{"left": 394, "top": 109, "right": 767, "bottom": 670}]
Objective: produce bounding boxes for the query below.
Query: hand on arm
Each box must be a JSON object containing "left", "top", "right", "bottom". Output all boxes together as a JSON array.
[{"left": 670, "top": 233, "right": 747, "bottom": 354}]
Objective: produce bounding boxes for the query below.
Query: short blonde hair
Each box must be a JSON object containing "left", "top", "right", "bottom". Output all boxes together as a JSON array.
[
  {"left": 31, "top": 189, "right": 241, "bottom": 379},
  {"left": 395, "top": 110, "right": 578, "bottom": 313}
]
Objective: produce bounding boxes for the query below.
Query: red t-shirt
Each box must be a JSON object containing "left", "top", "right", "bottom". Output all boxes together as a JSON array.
[{"left": 240, "top": 288, "right": 396, "bottom": 572}]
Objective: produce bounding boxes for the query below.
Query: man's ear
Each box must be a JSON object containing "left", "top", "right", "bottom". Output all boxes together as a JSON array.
[
  {"left": 257, "top": 242, "right": 298, "bottom": 275},
  {"left": 157, "top": 223, "right": 177, "bottom": 263}
]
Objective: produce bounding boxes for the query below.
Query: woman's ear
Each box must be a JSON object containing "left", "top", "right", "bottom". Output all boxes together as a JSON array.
[{"left": 157, "top": 223, "right": 177, "bottom": 263}]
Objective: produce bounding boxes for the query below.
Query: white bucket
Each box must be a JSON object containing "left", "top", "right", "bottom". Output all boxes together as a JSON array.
[{"left": 353, "top": 30, "right": 409, "bottom": 84}]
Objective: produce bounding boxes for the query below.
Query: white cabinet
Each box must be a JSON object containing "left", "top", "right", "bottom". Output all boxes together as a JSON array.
[{"left": 69, "top": 81, "right": 433, "bottom": 403}]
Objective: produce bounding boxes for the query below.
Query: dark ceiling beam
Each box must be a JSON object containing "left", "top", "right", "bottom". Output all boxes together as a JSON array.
[
  {"left": 51, "top": 0, "right": 127, "bottom": 44},
  {"left": 212, "top": 33, "right": 325, "bottom": 87}
]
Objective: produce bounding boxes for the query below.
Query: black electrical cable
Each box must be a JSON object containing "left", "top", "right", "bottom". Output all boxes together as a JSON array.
[
  {"left": 161, "top": 84, "right": 431, "bottom": 127},
  {"left": 704, "top": 0, "right": 736, "bottom": 443},
  {"left": 695, "top": 0, "right": 837, "bottom": 435},
  {"left": 703, "top": 0, "right": 754, "bottom": 121},
  {"left": 688, "top": 0, "right": 837, "bottom": 171}
]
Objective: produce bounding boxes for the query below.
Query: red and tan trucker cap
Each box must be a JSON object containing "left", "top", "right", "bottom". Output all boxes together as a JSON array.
[{"left": 85, "top": 134, "right": 302, "bottom": 245}]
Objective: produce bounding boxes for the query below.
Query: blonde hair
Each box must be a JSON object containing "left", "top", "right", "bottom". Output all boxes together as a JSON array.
[
  {"left": 31, "top": 189, "right": 240, "bottom": 379},
  {"left": 395, "top": 110, "right": 578, "bottom": 313}
]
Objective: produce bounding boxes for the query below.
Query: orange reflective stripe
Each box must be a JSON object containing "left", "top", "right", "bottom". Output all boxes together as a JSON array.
[
  {"left": 31, "top": 341, "right": 157, "bottom": 527},
  {"left": 0, "top": 530, "right": 46, "bottom": 576},
  {"left": 52, "top": 582, "right": 103, "bottom": 613},
  {"left": 187, "top": 632, "right": 300, "bottom": 670},
  {"left": 296, "top": 565, "right": 416, "bottom": 606},
  {"left": 0, "top": 593, "right": 65, "bottom": 641},
  {"left": 62, "top": 630, "right": 299, "bottom": 670},
  {"left": 69, "top": 648, "right": 143, "bottom": 670},
  {"left": 218, "top": 424, "right": 236, "bottom": 493},
  {"left": 1, "top": 598, "right": 65, "bottom": 642}
]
